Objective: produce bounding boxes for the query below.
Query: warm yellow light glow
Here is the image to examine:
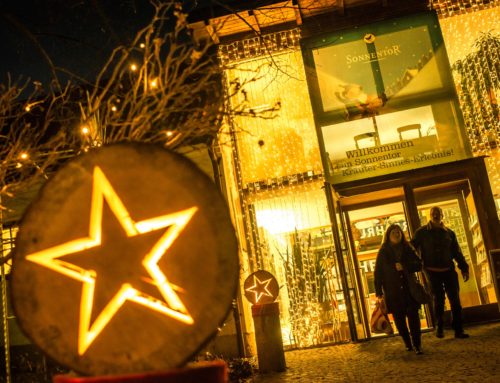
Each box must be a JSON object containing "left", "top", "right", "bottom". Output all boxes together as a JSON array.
[
  {"left": 140, "top": 43, "right": 145, "bottom": 48},
  {"left": 225, "top": 49, "right": 322, "bottom": 185},
  {"left": 150, "top": 78, "right": 158, "bottom": 88},
  {"left": 437, "top": 4, "right": 500, "bottom": 195},
  {"left": 246, "top": 275, "right": 273, "bottom": 303},
  {"left": 130, "top": 64, "right": 138, "bottom": 71},
  {"left": 81, "top": 126, "right": 90, "bottom": 135},
  {"left": 111, "top": 106, "right": 117, "bottom": 112},
  {"left": 26, "top": 166, "right": 197, "bottom": 355},
  {"left": 19, "top": 152, "right": 29, "bottom": 160},
  {"left": 166, "top": 131, "right": 174, "bottom": 137},
  {"left": 24, "top": 100, "right": 43, "bottom": 112}
]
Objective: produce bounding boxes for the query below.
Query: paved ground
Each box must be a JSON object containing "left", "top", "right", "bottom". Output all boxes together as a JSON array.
[{"left": 251, "top": 321, "right": 500, "bottom": 383}]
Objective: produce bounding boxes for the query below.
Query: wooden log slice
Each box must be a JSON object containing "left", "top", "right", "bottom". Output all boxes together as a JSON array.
[
  {"left": 11, "top": 143, "right": 239, "bottom": 376},
  {"left": 243, "top": 270, "right": 279, "bottom": 305}
]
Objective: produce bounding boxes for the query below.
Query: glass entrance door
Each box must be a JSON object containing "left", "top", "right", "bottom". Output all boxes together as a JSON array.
[
  {"left": 344, "top": 201, "right": 432, "bottom": 336},
  {"left": 337, "top": 179, "right": 499, "bottom": 339}
]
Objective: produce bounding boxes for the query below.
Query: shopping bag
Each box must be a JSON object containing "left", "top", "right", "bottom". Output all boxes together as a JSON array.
[{"left": 370, "top": 299, "right": 394, "bottom": 335}]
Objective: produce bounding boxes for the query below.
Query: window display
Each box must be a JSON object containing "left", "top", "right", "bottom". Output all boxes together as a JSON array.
[
  {"left": 224, "top": 50, "right": 322, "bottom": 186},
  {"left": 304, "top": 12, "right": 472, "bottom": 184},
  {"left": 251, "top": 185, "right": 351, "bottom": 347}
]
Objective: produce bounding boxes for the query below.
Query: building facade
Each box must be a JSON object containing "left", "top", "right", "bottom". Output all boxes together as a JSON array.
[{"left": 206, "top": 0, "right": 500, "bottom": 353}]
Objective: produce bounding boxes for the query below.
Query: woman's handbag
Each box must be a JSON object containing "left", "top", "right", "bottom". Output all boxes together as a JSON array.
[
  {"left": 370, "top": 298, "right": 394, "bottom": 335},
  {"left": 407, "top": 273, "right": 432, "bottom": 304}
]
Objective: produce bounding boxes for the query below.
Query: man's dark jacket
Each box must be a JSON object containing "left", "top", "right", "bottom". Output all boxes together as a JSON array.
[{"left": 412, "top": 222, "right": 469, "bottom": 273}]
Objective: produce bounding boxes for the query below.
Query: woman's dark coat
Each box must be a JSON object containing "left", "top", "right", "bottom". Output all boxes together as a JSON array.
[{"left": 374, "top": 242, "right": 422, "bottom": 314}]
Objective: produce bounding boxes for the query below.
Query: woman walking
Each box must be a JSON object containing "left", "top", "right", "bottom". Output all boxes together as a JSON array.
[{"left": 374, "top": 224, "right": 424, "bottom": 354}]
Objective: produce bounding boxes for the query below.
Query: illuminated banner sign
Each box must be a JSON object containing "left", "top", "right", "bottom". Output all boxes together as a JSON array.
[
  {"left": 321, "top": 106, "right": 462, "bottom": 182},
  {"left": 303, "top": 12, "right": 471, "bottom": 184},
  {"left": 11, "top": 143, "right": 239, "bottom": 376}
]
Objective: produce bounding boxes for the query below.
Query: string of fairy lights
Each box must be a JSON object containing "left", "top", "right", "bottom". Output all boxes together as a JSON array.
[
  {"left": 221, "top": 28, "right": 344, "bottom": 346},
  {"left": 435, "top": 0, "right": 500, "bottom": 194},
  {"left": 218, "top": 29, "right": 301, "bottom": 66},
  {"left": 220, "top": 1, "right": 500, "bottom": 347}
]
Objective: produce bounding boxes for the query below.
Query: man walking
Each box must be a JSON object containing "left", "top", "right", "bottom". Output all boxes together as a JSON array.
[{"left": 412, "top": 206, "right": 470, "bottom": 339}]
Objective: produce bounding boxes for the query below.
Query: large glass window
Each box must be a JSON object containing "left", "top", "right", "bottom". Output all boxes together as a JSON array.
[
  {"left": 303, "top": 12, "right": 472, "bottom": 184},
  {"left": 250, "top": 184, "right": 350, "bottom": 347},
  {"left": 1, "top": 226, "right": 20, "bottom": 357},
  {"left": 225, "top": 50, "right": 322, "bottom": 186},
  {"left": 1, "top": 226, "right": 17, "bottom": 275},
  {"left": 222, "top": 44, "right": 347, "bottom": 347}
]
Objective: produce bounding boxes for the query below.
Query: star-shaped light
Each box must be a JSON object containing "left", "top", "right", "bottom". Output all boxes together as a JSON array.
[
  {"left": 26, "top": 166, "right": 197, "bottom": 355},
  {"left": 246, "top": 275, "right": 274, "bottom": 304}
]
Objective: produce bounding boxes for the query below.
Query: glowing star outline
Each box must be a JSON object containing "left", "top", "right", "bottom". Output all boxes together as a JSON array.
[
  {"left": 246, "top": 275, "right": 274, "bottom": 304},
  {"left": 25, "top": 166, "right": 197, "bottom": 355}
]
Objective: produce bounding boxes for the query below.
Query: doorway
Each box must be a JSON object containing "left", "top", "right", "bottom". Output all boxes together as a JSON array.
[
  {"left": 413, "top": 182, "right": 497, "bottom": 308},
  {"left": 339, "top": 191, "right": 432, "bottom": 339},
  {"left": 335, "top": 176, "right": 499, "bottom": 339}
]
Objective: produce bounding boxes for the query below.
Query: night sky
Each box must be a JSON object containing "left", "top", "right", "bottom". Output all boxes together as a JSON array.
[
  {"left": 0, "top": 1, "right": 160, "bottom": 85},
  {"left": 0, "top": 1, "right": 276, "bottom": 88}
]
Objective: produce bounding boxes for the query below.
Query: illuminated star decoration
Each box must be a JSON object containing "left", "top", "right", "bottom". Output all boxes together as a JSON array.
[
  {"left": 25, "top": 166, "right": 197, "bottom": 355},
  {"left": 246, "top": 275, "right": 274, "bottom": 304}
]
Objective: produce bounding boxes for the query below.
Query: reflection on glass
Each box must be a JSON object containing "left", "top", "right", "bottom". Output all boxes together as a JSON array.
[
  {"left": 1, "top": 226, "right": 17, "bottom": 274},
  {"left": 324, "top": 106, "right": 437, "bottom": 162},
  {"left": 336, "top": 210, "right": 365, "bottom": 340},
  {"left": 464, "top": 194, "right": 498, "bottom": 305}
]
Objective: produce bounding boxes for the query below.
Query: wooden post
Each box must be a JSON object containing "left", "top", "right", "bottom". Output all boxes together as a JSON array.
[{"left": 251, "top": 302, "right": 286, "bottom": 373}]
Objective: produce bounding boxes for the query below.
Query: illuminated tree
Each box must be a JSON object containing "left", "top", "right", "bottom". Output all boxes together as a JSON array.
[{"left": 453, "top": 32, "right": 500, "bottom": 152}]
